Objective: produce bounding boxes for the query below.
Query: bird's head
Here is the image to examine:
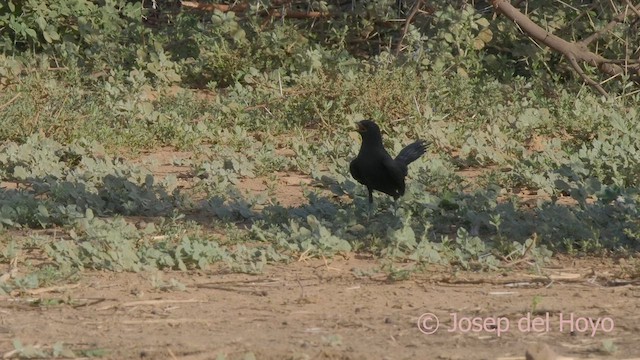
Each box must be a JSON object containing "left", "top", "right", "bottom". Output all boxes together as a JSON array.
[
  {"left": 355, "top": 119, "right": 379, "bottom": 134},
  {"left": 354, "top": 119, "right": 384, "bottom": 146}
]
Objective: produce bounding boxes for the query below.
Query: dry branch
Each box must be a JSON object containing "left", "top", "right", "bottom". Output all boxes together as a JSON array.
[
  {"left": 579, "top": 2, "right": 635, "bottom": 46},
  {"left": 23, "top": 283, "right": 80, "bottom": 295},
  {"left": 96, "top": 298, "right": 205, "bottom": 311},
  {"left": 0, "top": 94, "right": 21, "bottom": 112},
  {"left": 625, "top": 0, "right": 640, "bottom": 19},
  {"left": 394, "top": 0, "right": 425, "bottom": 55},
  {"left": 491, "top": 0, "right": 640, "bottom": 97}
]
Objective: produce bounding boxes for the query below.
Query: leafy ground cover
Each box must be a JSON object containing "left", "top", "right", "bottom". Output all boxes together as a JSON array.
[{"left": 1, "top": 0, "right": 640, "bottom": 358}]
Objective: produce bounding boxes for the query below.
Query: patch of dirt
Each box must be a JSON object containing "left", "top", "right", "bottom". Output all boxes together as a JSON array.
[
  {"left": 137, "top": 147, "right": 195, "bottom": 190},
  {"left": 238, "top": 173, "right": 314, "bottom": 208},
  {"left": 1, "top": 257, "right": 639, "bottom": 359},
  {"left": 137, "top": 147, "right": 314, "bottom": 208},
  {"left": 123, "top": 147, "right": 593, "bottom": 215},
  {"left": 0, "top": 181, "right": 18, "bottom": 190}
]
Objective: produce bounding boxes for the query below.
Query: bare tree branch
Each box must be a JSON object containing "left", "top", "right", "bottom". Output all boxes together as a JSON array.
[
  {"left": 625, "top": 0, "right": 640, "bottom": 18},
  {"left": 491, "top": 0, "right": 640, "bottom": 97},
  {"left": 566, "top": 55, "right": 608, "bottom": 97},
  {"left": 395, "top": 0, "right": 425, "bottom": 56},
  {"left": 579, "top": 3, "right": 634, "bottom": 47}
]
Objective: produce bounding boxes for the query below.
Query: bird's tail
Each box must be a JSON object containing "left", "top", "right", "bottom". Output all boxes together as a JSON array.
[{"left": 395, "top": 140, "right": 428, "bottom": 166}]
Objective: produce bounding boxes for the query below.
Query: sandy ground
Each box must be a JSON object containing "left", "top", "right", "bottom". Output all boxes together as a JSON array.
[{"left": 1, "top": 257, "right": 639, "bottom": 359}]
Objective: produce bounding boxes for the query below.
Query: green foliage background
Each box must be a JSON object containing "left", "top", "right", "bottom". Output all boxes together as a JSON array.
[{"left": 1, "top": 0, "right": 640, "bottom": 288}]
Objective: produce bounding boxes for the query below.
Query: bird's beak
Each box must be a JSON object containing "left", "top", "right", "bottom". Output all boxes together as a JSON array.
[{"left": 355, "top": 121, "right": 366, "bottom": 133}]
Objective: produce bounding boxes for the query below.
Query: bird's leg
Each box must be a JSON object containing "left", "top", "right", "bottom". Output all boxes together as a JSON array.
[
  {"left": 367, "top": 188, "right": 374, "bottom": 220},
  {"left": 392, "top": 196, "right": 399, "bottom": 217}
]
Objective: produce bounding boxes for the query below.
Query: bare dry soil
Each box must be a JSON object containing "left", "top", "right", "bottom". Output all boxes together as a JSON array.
[{"left": 2, "top": 257, "right": 640, "bottom": 360}]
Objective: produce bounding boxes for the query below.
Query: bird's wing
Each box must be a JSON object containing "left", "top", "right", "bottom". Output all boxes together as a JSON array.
[
  {"left": 382, "top": 157, "right": 406, "bottom": 196},
  {"left": 349, "top": 160, "right": 363, "bottom": 183}
]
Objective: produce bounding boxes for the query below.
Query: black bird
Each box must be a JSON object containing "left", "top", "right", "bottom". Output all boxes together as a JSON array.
[{"left": 350, "top": 120, "right": 428, "bottom": 207}]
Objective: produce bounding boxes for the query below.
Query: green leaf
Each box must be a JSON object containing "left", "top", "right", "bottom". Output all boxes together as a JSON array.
[
  {"left": 12, "top": 165, "right": 29, "bottom": 179},
  {"left": 45, "top": 25, "right": 60, "bottom": 41},
  {"left": 443, "top": 32, "right": 454, "bottom": 43},
  {"left": 36, "top": 16, "right": 47, "bottom": 30},
  {"left": 475, "top": 17, "right": 490, "bottom": 27},
  {"left": 24, "top": 28, "right": 37, "bottom": 38},
  {"left": 477, "top": 28, "right": 493, "bottom": 43},
  {"left": 473, "top": 38, "right": 485, "bottom": 50}
]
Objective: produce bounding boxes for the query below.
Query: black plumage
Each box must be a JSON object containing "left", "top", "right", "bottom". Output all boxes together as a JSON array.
[{"left": 349, "top": 120, "right": 427, "bottom": 204}]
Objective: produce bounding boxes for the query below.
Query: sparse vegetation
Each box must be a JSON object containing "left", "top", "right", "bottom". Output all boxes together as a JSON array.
[
  {"left": 1, "top": 1, "right": 639, "bottom": 357},
  {"left": 1, "top": 0, "right": 639, "bottom": 281}
]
